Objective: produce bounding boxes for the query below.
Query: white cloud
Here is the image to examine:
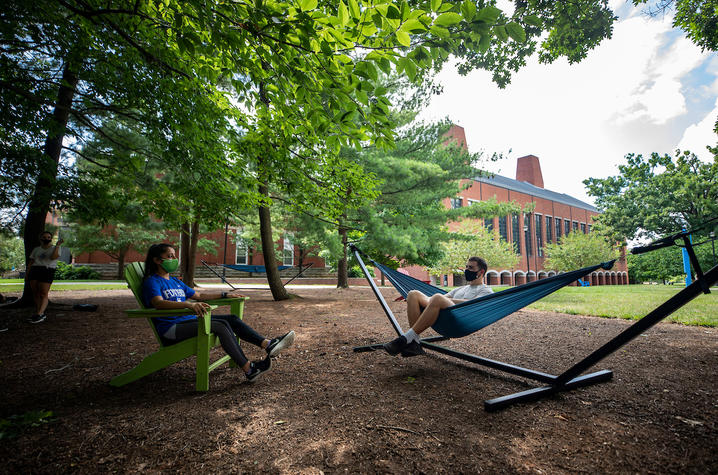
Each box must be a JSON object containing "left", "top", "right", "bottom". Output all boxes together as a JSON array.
[
  {"left": 677, "top": 98, "right": 718, "bottom": 159},
  {"left": 420, "top": 5, "right": 717, "bottom": 204},
  {"left": 616, "top": 33, "right": 710, "bottom": 125}
]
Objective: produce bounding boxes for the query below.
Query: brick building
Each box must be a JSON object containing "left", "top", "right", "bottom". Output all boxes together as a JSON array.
[{"left": 396, "top": 150, "right": 628, "bottom": 287}]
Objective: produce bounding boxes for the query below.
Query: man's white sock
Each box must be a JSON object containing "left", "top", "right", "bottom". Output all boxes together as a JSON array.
[{"left": 403, "top": 328, "right": 419, "bottom": 343}]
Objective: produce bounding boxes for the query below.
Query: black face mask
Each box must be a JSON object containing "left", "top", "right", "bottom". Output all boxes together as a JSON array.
[
  {"left": 41, "top": 239, "right": 52, "bottom": 244},
  {"left": 464, "top": 269, "right": 479, "bottom": 282}
]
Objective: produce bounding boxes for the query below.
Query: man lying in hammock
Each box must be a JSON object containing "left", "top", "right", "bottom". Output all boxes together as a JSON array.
[{"left": 384, "top": 256, "right": 493, "bottom": 357}]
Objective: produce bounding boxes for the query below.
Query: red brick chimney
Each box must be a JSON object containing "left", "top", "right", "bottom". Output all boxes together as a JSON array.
[
  {"left": 443, "top": 124, "right": 468, "bottom": 152},
  {"left": 516, "top": 155, "right": 544, "bottom": 188}
]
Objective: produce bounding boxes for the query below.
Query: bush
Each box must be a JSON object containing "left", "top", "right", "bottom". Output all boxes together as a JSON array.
[
  {"left": 348, "top": 265, "right": 374, "bottom": 278},
  {"left": 54, "top": 262, "right": 100, "bottom": 280}
]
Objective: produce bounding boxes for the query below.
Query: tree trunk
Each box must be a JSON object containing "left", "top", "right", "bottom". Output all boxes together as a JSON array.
[
  {"left": 12, "top": 59, "right": 80, "bottom": 308},
  {"left": 185, "top": 221, "right": 199, "bottom": 287},
  {"left": 258, "top": 184, "right": 289, "bottom": 301},
  {"left": 337, "top": 225, "right": 348, "bottom": 288},
  {"left": 180, "top": 221, "right": 191, "bottom": 280},
  {"left": 116, "top": 247, "right": 128, "bottom": 280}
]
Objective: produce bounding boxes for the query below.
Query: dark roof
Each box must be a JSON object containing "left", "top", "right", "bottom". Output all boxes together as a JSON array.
[{"left": 472, "top": 173, "right": 597, "bottom": 212}]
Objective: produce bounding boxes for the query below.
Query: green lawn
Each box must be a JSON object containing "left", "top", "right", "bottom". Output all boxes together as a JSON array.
[
  {"left": 523, "top": 285, "right": 717, "bottom": 327},
  {"left": 0, "top": 280, "right": 126, "bottom": 292}
]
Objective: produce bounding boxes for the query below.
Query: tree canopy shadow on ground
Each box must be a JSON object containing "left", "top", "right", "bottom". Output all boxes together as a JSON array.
[{"left": 0, "top": 287, "right": 716, "bottom": 473}]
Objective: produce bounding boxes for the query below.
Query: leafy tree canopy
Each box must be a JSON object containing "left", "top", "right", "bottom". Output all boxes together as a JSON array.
[
  {"left": 427, "top": 220, "right": 519, "bottom": 276},
  {"left": 0, "top": 233, "right": 24, "bottom": 274},
  {"left": 584, "top": 151, "right": 718, "bottom": 242},
  {"left": 2, "top": 0, "right": 620, "bottom": 229},
  {"left": 544, "top": 231, "right": 619, "bottom": 272},
  {"left": 634, "top": 0, "right": 718, "bottom": 52}
]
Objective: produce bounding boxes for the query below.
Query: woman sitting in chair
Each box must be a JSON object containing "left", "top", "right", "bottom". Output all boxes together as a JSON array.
[{"left": 142, "top": 243, "right": 295, "bottom": 382}]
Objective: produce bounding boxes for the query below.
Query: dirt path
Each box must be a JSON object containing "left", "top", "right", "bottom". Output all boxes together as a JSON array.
[{"left": 1, "top": 287, "right": 716, "bottom": 473}]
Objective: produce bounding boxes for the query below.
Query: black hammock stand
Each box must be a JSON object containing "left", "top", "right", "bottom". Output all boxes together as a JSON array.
[
  {"left": 350, "top": 229, "right": 717, "bottom": 411},
  {"left": 200, "top": 260, "right": 313, "bottom": 290}
]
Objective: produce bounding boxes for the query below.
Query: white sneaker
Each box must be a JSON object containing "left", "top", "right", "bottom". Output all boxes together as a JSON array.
[{"left": 265, "top": 330, "right": 295, "bottom": 358}]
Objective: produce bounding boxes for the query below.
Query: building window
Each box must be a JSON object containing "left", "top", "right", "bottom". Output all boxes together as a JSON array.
[
  {"left": 535, "top": 214, "right": 543, "bottom": 257},
  {"left": 524, "top": 214, "right": 532, "bottom": 257},
  {"left": 581, "top": 223, "right": 586, "bottom": 234},
  {"left": 484, "top": 217, "right": 494, "bottom": 234},
  {"left": 450, "top": 197, "right": 463, "bottom": 209},
  {"left": 499, "top": 215, "right": 508, "bottom": 241},
  {"left": 512, "top": 214, "right": 521, "bottom": 255},
  {"left": 564, "top": 219, "right": 571, "bottom": 236},
  {"left": 235, "top": 231, "right": 248, "bottom": 265},
  {"left": 555, "top": 217, "right": 562, "bottom": 240},
  {"left": 283, "top": 235, "right": 294, "bottom": 266},
  {"left": 573, "top": 221, "right": 579, "bottom": 232},
  {"left": 588, "top": 224, "right": 592, "bottom": 234},
  {"left": 545, "top": 215, "right": 553, "bottom": 244}
]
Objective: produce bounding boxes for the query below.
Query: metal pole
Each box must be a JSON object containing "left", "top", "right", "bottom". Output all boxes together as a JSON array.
[
  {"left": 524, "top": 218, "right": 530, "bottom": 282},
  {"left": 222, "top": 222, "right": 229, "bottom": 280}
]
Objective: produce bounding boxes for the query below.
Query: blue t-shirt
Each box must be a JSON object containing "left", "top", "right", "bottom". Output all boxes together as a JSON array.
[{"left": 142, "top": 274, "right": 197, "bottom": 336}]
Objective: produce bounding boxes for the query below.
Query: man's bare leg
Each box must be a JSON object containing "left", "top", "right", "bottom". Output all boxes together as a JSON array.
[
  {"left": 406, "top": 290, "right": 430, "bottom": 327},
  {"left": 410, "top": 293, "right": 455, "bottom": 335},
  {"left": 385, "top": 292, "right": 454, "bottom": 357}
]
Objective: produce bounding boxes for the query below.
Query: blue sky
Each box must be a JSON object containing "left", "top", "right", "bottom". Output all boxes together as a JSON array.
[{"left": 422, "top": 1, "right": 718, "bottom": 205}]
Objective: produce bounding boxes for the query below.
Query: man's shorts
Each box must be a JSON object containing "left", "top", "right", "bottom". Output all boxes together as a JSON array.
[{"left": 27, "top": 266, "right": 56, "bottom": 284}]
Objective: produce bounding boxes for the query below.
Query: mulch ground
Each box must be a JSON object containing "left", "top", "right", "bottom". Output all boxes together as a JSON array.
[{"left": 0, "top": 286, "right": 716, "bottom": 473}]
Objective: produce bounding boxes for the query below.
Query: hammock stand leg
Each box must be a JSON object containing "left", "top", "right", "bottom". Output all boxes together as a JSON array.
[
  {"left": 485, "top": 262, "right": 717, "bottom": 411},
  {"left": 200, "top": 260, "right": 238, "bottom": 290},
  {"left": 353, "top": 335, "right": 448, "bottom": 352},
  {"left": 282, "top": 263, "right": 313, "bottom": 287},
  {"left": 351, "top": 244, "right": 718, "bottom": 412}
]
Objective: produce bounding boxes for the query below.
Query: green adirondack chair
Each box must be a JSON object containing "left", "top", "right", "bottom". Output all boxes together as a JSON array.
[{"left": 110, "top": 262, "right": 248, "bottom": 391}]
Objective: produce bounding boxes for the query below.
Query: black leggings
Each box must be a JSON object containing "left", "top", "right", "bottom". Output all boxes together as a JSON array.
[{"left": 163, "top": 314, "right": 265, "bottom": 368}]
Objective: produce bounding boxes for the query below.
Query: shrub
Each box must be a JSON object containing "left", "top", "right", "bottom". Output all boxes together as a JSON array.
[
  {"left": 348, "top": 265, "right": 374, "bottom": 278},
  {"left": 54, "top": 262, "right": 100, "bottom": 280}
]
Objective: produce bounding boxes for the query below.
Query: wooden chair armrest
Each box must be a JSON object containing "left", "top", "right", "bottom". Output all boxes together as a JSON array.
[
  {"left": 204, "top": 297, "right": 249, "bottom": 305},
  {"left": 124, "top": 305, "right": 218, "bottom": 318}
]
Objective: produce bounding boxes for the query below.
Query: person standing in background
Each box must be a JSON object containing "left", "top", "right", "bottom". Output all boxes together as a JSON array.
[{"left": 26, "top": 230, "right": 63, "bottom": 324}]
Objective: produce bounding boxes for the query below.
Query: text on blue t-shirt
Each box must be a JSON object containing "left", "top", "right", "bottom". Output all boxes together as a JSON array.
[{"left": 142, "top": 274, "right": 197, "bottom": 336}]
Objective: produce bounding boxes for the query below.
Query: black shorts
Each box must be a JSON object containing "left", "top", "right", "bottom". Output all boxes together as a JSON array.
[{"left": 28, "top": 266, "right": 56, "bottom": 284}]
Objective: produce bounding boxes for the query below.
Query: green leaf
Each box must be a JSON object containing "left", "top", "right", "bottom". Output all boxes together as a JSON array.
[
  {"left": 338, "top": 1, "right": 349, "bottom": 26},
  {"left": 494, "top": 25, "right": 508, "bottom": 42},
  {"left": 476, "top": 6, "right": 501, "bottom": 23},
  {"left": 356, "top": 89, "right": 369, "bottom": 105},
  {"left": 361, "top": 22, "right": 378, "bottom": 37},
  {"left": 479, "top": 32, "right": 490, "bottom": 52},
  {"left": 396, "top": 30, "right": 411, "bottom": 47},
  {"left": 298, "top": 0, "right": 318, "bottom": 12},
  {"left": 525, "top": 14, "right": 542, "bottom": 27},
  {"left": 386, "top": 4, "right": 401, "bottom": 20},
  {"left": 430, "top": 24, "right": 450, "bottom": 38},
  {"left": 430, "top": 0, "right": 442, "bottom": 12},
  {"left": 399, "top": 56, "right": 417, "bottom": 81},
  {"left": 433, "top": 12, "right": 462, "bottom": 28},
  {"left": 400, "top": 18, "right": 427, "bottom": 33},
  {"left": 460, "top": 0, "right": 476, "bottom": 21},
  {"left": 348, "top": 0, "right": 360, "bottom": 19},
  {"left": 505, "top": 22, "right": 526, "bottom": 42},
  {"left": 365, "top": 61, "right": 378, "bottom": 81},
  {"left": 377, "top": 58, "right": 392, "bottom": 75}
]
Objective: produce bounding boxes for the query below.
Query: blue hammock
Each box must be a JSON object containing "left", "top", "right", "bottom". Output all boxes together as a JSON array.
[
  {"left": 222, "top": 264, "right": 292, "bottom": 273},
  {"left": 371, "top": 259, "right": 615, "bottom": 338}
]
